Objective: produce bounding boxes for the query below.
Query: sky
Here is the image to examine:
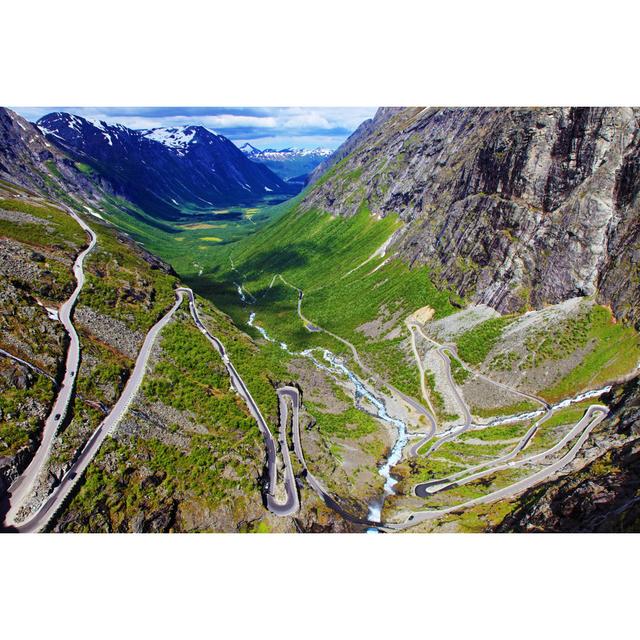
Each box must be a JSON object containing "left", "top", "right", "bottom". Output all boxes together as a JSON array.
[{"left": 13, "top": 106, "right": 377, "bottom": 150}]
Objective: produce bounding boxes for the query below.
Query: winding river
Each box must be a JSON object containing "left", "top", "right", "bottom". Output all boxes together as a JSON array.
[{"left": 246, "top": 309, "right": 408, "bottom": 527}]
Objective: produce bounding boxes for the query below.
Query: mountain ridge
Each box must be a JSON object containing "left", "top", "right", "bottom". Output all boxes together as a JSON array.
[
  {"left": 301, "top": 107, "right": 640, "bottom": 328},
  {"left": 37, "top": 112, "right": 294, "bottom": 219},
  {"left": 239, "top": 142, "right": 334, "bottom": 181}
]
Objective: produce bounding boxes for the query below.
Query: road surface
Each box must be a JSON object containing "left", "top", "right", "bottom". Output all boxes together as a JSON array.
[
  {"left": 416, "top": 404, "right": 605, "bottom": 497},
  {"left": 178, "top": 288, "right": 299, "bottom": 517},
  {"left": 4, "top": 206, "right": 96, "bottom": 527},
  {"left": 406, "top": 322, "right": 549, "bottom": 459},
  {"left": 256, "top": 275, "right": 614, "bottom": 530},
  {"left": 5, "top": 279, "right": 303, "bottom": 531},
  {"left": 277, "top": 274, "right": 436, "bottom": 430},
  {"left": 278, "top": 385, "right": 391, "bottom": 530},
  {"left": 406, "top": 323, "right": 477, "bottom": 456},
  {"left": 391, "top": 405, "right": 608, "bottom": 529},
  {"left": 6, "top": 291, "right": 185, "bottom": 532},
  {"left": 413, "top": 323, "right": 549, "bottom": 410}
]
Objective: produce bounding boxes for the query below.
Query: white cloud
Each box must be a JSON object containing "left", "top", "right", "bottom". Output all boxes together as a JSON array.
[
  {"left": 198, "top": 114, "right": 278, "bottom": 129},
  {"left": 282, "top": 112, "right": 332, "bottom": 129}
]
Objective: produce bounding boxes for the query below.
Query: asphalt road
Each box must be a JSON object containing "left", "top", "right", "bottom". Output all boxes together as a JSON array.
[
  {"left": 179, "top": 287, "right": 299, "bottom": 517},
  {"left": 7, "top": 291, "right": 185, "bottom": 532},
  {"left": 272, "top": 389, "right": 300, "bottom": 516},
  {"left": 393, "top": 405, "right": 608, "bottom": 529},
  {"left": 407, "top": 322, "right": 548, "bottom": 459},
  {"left": 252, "top": 276, "right": 612, "bottom": 531},
  {"left": 278, "top": 274, "right": 437, "bottom": 434},
  {"left": 279, "top": 385, "right": 390, "bottom": 529},
  {"left": 416, "top": 404, "right": 604, "bottom": 498},
  {"left": 406, "top": 323, "right": 476, "bottom": 457},
  {"left": 6, "top": 281, "right": 305, "bottom": 532},
  {"left": 413, "top": 324, "right": 549, "bottom": 410},
  {"left": 4, "top": 206, "right": 97, "bottom": 528}
]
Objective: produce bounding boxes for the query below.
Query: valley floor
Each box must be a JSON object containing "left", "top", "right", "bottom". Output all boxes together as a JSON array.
[{"left": 2, "top": 184, "right": 639, "bottom": 533}]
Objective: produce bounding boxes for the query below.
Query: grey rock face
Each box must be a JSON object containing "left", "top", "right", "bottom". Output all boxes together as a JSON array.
[
  {"left": 0, "top": 107, "right": 112, "bottom": 206},
  {"left": 304, "top": 107, "right": 640, "bottom": 324},
  {"left": 307, "top": 107, "right": 404, "bottom": 184},
  {"left": 75, "top": 306, "right": 143, "bottom": 360}
]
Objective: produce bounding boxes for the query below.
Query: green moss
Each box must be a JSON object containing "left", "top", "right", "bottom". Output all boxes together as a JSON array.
[
  {"left": 449, "top": 354, "right": 470, "bottom": 384},
  {"left": 45, "top": 160, "right": 63, "bottom": 180},
  {"left": 458, "top": 420, "right": 531, "bottom": 442},
  {"left": 471, "top": 399, "right": 540, "bottom": 418},
  {"left": 0, "top": 197, "right": 85, "bottom": 248},
  {"left": 306, "top": 401, "right": 379, "bottom": 440},
  {"left": 74, "top": 162, "right": 95, "bottom": 175},
  {"left": 0, "top": 374, "right": 55, "bottom": 458}
]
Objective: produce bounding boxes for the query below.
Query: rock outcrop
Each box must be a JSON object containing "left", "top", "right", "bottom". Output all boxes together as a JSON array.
[{"left": 304, "top": 107, "right": 640, "bottom": 326}]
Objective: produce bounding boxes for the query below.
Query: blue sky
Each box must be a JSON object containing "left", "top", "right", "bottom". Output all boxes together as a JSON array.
[{"left": 13, "top": 106, "right": 376, "bottom": 150}]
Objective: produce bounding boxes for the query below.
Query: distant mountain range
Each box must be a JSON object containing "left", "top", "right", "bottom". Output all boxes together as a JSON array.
[
  {"left": 36, "top": 113, "right": 296, "bottom": 219},
  {"left": 239, "top": 143, "right": 333, "bottom": 181}
]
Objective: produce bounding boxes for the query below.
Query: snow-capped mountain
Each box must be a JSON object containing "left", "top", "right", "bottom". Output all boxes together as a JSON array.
[
  {"left": 36, "top": 113, "right": 295, "bottom": 219},
  {"left": 239, "top": 143, "right": 334, "bottom": 181}
]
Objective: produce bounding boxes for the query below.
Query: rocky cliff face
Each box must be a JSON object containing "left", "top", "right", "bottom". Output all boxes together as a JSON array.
[
  {"left": 0, "top": 108, "right": 112, "bottom": 205},
  {"left": 307, "top": 107, "right": 404, "bottom": 183},
  {"left": 303, "top": 107, "right": 640, "bottom": 327}
]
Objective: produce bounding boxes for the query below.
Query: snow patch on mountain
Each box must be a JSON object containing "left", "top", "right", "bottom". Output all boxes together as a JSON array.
[
  {"left": 142, "top": 127, "right": 198, "bottom": 149},
  {"left": 240, "top": 143, "right": 333, "bottom": 159}
]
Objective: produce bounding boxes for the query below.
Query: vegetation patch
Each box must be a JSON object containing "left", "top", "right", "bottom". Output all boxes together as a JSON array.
[
  {"left": 456, "top": 315, "right": 515, "bottom": 365},
  {"left": 540, "top": 306, "right": 640, "bottom": 402}
]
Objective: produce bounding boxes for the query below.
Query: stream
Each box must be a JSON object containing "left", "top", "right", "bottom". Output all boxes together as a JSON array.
[
  {"left": 246, "top": 310, "right": 408, "bottom": 528},
  {"left": 473, "top": 384, "right": 613, "bottom": 429},
  {"left": 241, "top": 298, "right": 615, "bottom": 531},
  {"left": 316, "top": 350, "right": 407, "bottom": 524}
]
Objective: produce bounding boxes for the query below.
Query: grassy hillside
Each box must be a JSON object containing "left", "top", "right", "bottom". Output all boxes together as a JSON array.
[
  {"left": 186, "top": 200, "right": 462, "bottom": 401},
  {"left": 89, "top": 191, "right": 295, "bottom": 278},
  {"left": 0, "top": 180, "right": 290, "bottom": 531}
]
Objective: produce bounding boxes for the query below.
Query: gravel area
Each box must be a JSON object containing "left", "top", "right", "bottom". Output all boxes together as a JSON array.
[
  {"left": 75, "top": 306, "right": 144, "bottom": 359},
  {"left": 425, "top": 304, "right": 500, "bottom": 342}
]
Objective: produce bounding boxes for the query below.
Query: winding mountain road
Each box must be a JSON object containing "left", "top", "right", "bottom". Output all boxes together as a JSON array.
[
  {"left": 8, "top": 285, "right": 302, "bottom": 532},
  {"left": 412, "top": 323, "right": 549, "bottom": 411},
  {"left": 178, "top": 287, "right": 299, "bottom": 517},
  {"left": 278, "top": 385, "right": 386, "bottom": 529},
  {"left": 416, "top": 404, "right": 605, "bottom": 498},
  {"left": 393, "top": 405, "right": 608, "bottom": 529},
  {"left": 277, "top": 274, "right": 436, "bottom": 429},
  {"left": 4, "top": 211, "right": 303, "bottom": 531},
  {"left": 271, "top": 279, "right": 612, "bottom": 529},
  {"left": 7, "top": 291, "right": 184, "bottom": 532},
  {"left": 5, "top": 212, "right": 614, "bottom": 533},
  {"left": 4, "top": 206, "right": 96, "bottom": 528},
  {"left": 406, "top": 322, "right": 549, "bottom": 459}
]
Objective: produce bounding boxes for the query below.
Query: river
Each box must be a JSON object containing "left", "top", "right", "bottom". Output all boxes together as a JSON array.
[{"left": 246, "top": 310, "right": 407, "bottom": 528}]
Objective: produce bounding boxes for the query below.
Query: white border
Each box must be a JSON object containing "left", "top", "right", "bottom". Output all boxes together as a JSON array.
[
  {"left": 3, "top": 0, "right": 639, "bottom": 106},
  {"left": 3, "top": 534, "right": 638, "bottom": 638}
]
